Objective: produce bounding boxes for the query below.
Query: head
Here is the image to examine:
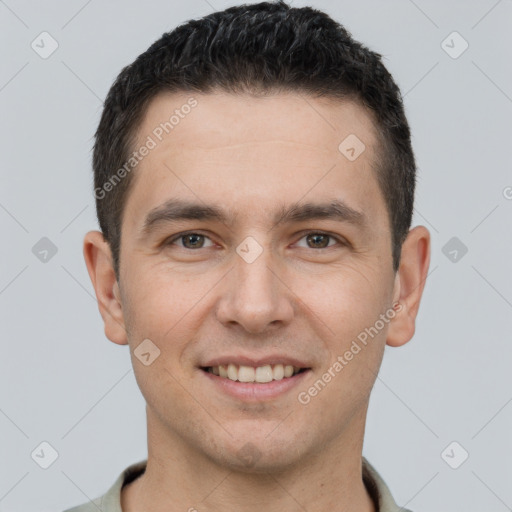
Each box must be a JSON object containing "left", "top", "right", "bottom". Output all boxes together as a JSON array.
[
  {"left": 93, "top": 0, "right": 416, "bottom": 279},
  {"left": 84, "top": 1, "right": 429, "bottom": 473}
]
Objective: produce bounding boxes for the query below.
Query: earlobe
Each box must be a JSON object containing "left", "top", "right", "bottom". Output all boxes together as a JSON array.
[
  {"left": 83, "top": 230, "right": 128, "bottom": 345},
  {"left": 386, "top": 226, "right": 431, "bottom": 348}
]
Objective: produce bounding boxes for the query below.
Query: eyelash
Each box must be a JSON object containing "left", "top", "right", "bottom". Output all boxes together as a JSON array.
[{"left": 165, "top": 231, "right": 345, "bottom": 250}]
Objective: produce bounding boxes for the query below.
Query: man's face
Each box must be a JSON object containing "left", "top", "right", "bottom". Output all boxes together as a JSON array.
[{"left": 116, "top": 91, "right": 398, "bottom": 470}]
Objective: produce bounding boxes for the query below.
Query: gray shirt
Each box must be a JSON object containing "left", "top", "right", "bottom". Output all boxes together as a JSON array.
[{"left": 63, "top": 457, "right": 412, "bottom": 512}]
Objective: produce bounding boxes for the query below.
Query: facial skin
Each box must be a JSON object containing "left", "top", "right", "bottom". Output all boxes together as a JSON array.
[{"left": 84, "top": 91, "right": 430, "bottom": 512}]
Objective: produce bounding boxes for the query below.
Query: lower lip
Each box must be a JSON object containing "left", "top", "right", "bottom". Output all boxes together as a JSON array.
[{"left": 201, "top": 369, "right": 311, "bottom": 401}]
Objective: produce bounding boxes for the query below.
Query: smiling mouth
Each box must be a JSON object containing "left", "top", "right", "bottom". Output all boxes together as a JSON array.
[{"left": 201, "top": 364, "right": 308, "bottom": 383}]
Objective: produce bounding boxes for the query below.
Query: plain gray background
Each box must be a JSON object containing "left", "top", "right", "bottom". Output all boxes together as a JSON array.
[{"left": 1, "top": 0, "right": 511, "bottom": 510}]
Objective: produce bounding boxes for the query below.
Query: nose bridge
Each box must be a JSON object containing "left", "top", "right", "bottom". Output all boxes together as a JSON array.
[
  {"left": 236, "top": 243, "right": 276, "bottom": 298},
  {"left": 216, "top": 237, "right": 294, "bottom": 332}
]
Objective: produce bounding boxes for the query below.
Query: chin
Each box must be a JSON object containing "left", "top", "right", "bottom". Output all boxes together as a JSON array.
[{"left": 207, "top": 434, "right": 308, "bottom": 474}]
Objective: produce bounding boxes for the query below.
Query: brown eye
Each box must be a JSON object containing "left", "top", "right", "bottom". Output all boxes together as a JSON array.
[
  {"left": 295, "top": 232, "right": 340, "bottom": 249},
  {"left": 169, "top": 233, "right": 214, "bottom": 249},
  {"left": 295, "top": 232, "right": 338, "bottom": 249},
  {"left": 305, "top": 233, "right": 331, "bottom": 248},
  {"left": 182, "top": 234, "right": 205, "bottom": 248}
]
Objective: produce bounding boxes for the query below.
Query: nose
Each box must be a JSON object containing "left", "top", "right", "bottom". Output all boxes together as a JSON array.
[{"left": 215, "top": 244, "right": 295, "bottom": 334}]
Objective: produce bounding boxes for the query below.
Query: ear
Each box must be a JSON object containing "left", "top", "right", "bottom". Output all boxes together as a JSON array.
[
  {"left": 386, "top": 225, "right": 430, "bottom": 347},
  {"left": 83, "top": 230, "right": 128, "bottom": 345}
]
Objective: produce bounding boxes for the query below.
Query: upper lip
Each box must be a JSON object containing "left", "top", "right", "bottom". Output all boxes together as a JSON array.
[{"left": 201, "top": 354, "right": 310, "bottom": 369}]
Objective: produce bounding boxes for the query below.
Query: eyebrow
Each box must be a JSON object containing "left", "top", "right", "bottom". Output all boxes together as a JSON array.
[
  {"left": 141, "top": 198, "right": 366, "bottom": 236},
  {"left": 273, "top": 200, "right": 366, "bottom": 229}
]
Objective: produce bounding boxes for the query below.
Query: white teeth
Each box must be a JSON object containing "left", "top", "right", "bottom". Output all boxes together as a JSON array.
[
  {"left": 238, "top": 365, "right": 255, "bottom": 382},
  {"left": 255, "top": 365, "right": 273, "bottom": 383},
  {"left": 207, "top": 363, "right": 303, "bottom": 382},
  {"left": 227, "top": 363, "right": 238, "bottom": 381},
  {"left": 273, "top": 364, "right": 284, "bottom": 380}
]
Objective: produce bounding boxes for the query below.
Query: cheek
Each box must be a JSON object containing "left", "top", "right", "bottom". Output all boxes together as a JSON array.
[
  {"left": 299, "top": 272, "right": 389, "bottom": 425},
  {"left": 120, "top": 269, "right": 197, "bottom": 366},
  {"left": 301, "top": 264, "right": 391, "bottom": 402},
  {"left": 123, "top": 260, "right": 205, "bottom": 329},
  {"left": 122, "top": 271, "right": 206, "bottom": 407},
  {"left": 300, "top": 260, "right": 392, "bottom": 343}
]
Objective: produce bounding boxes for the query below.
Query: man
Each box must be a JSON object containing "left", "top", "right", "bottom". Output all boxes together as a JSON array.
[{"left": 65, "top": 1, "right": 430, "bottom": 511}]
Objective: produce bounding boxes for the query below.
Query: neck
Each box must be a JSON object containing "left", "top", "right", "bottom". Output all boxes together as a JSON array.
[{"left": 122, "top": 412, "right": 376, "bottom": 512}]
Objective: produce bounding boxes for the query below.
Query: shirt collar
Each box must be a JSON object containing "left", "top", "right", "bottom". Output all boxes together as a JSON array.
[{"left": 82, "top": 457, "right": 411, "bottom": 512}]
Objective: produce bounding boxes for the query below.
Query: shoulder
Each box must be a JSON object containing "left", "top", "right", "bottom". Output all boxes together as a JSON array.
[
  {"left": 362, "top": 457, "right": 414, "bottom": 512},
  {"left": 62, "top": 460, "right": 147, "bottom": 512}
]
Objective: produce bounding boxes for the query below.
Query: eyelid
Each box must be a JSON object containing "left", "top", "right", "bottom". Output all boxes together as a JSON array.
[
  {"left": 164, "top": 230, "right": 348, "bottom": 250},
  {"left": 165, "top": 230, "right": 216, "bottom": 248},
  {"left": 293, "top": 230, "right": 347, "bottom": 248}
]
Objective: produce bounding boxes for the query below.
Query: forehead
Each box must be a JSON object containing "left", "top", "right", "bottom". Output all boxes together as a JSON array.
[
  {"left": 138, "top": 90, "right": 378, "bottom": 152},
  {"left": 123, "top": 91, "right": 386, "bottom": 232}
]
